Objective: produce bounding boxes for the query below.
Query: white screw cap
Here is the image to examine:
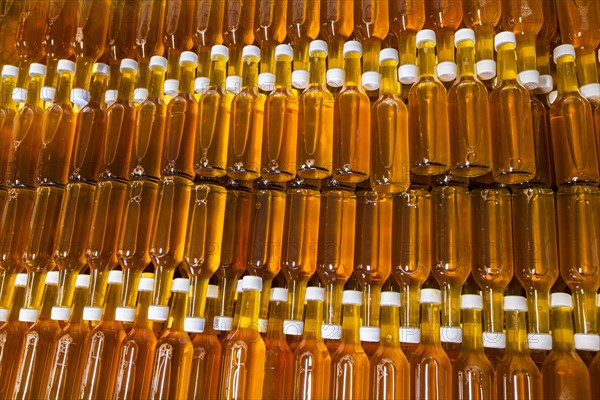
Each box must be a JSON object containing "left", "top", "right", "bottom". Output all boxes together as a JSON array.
[
  {"left": 437, "top": 61, "right": 457, "bottom": 82},
  {"left": 476, "top": 60, "right": 497, "bottom": 80},
  {"left": 305, "top": 286, "right": 325, "bottom": 301},
  {"left": 71, "top": 88, "right": 90, "bottom": 106},
  {"left": 494, "top": 31, "right": 516, "bottom": 50},
  {"left": 134, "top": 88, "right": 149, "bottom": 103},
  {"left": 46, "top": 271, "right": 60, "bottom": 285},
  {"left": 164, "top": 79, "right": 179, "bottom": 96},
  {"left": 292, "top": 69, "right": 310, "bottom": 89},
  {"left": 104, "top": 89, "right": 118, "bottom": 105},
  {"left": 416, "top": 29, "right": 436, "bottom": 46},
  {"left": 441, "top": 327, "right": 463, "bottom": 343},
  {"left": 574, "top": 333, "right": 600, "bottom": 351},
  {"left": 322, "top": 323, "right": 342, "bottom": 340},
  {"left": 226, "top": 75, "right": 242, "bottom": 93},
  {"left": 518, "top": 70, "right": 540, "bottom": 90},
  {"left": 535, "top": 74, "right": 553, "bottom": 94},
  {"left": 51, "top": 306, "right": 71, "bottom": 321},
  {"left": 12, "top": 88, "right": 27, "bottom": 103},
  {"left": 214, "top": 316, "right": 233, "bottom": 331},
  {"left": 258, "top": 72, "right": 275, "bottom": 91},
  {"left": 275, "top": 44, "right": 293, "bottom": 59},
  {"left": 207, "top": 285, "right": 219, "bottom": 299},
  {"left": 258, "top": 318, "right": 268, "bottom": 333},
  {"left": 360, "top": 326, "right": 381, "bottom": 342},
  {"left": 139, "top": 276, "right": 154, "bottom": 291},
  {"left": 1, "top": 65, "right": 18, "bottom": 77},
  {"left": 41, "top": 87, "right": 56, "bottom": 102},
  {"left": 16, "top": 274, "right": 27, "bottom": 286},
  {"left": 115, "top": 307, "right": 136, "bottom": 322},
  {"left": 184, "top": 316, "right": 205, "bottom": 333},
  {"left": 550, "top": 292, "right": 573, "bottom": 308},
  {"left": 483, "top": 332, "right": 506, "bottom": 348},
  {"left": 242, "top": 45, "right": 261, "bottom": 60},
  {"left": 528, "top": 333, "right": 553, "bottom": 350},
  {"left": 455, "top": 28, "right": 476, "bottom": 46},
  {"left": 504, "top": 295, "right": 527, "bottom": 311},
  {"left": 180, "top": 51, "right": 198, "bottom": 66},
  {"left": 326, "top": 68, "right": 345, "bottom": 87},
  {"left": 211, "top": 44, "right": 229, "bottom": 60},
  {"left": 75, "top": 274, "right": 90, "bottom": 288},
  {"left": 399, "top": 327, "right": 421, "bottom": 343},
  {"left": 343, "top": 40, "right": 362, "bottom": 56},
  {"left": 19, "top": 308, "right": 39, "bottom": 322},
  {"left": 0, "top": 308, "right": 7, "bottom": 322},
  {"left": 270, "top": 287, "right": 288, "bottom": 302},
  {"left": 580, "top": 83, "right": 600, "bottom": 102},
  {"left": 548, "top": 90, "right": 558, "bottom": 105},
  {"left": 362, "top": 71, "right": 381, "bottom": 90},
  {"left": 93, "top": 63, "right": 110, "bottom": 76},
  {"left": 420, "top": 288, "right": 441, "bottom": 304},
  {"left": 120, "top": 58, "right": 138, "bottom": 72},
  {"left": 379, "top": 48, "right": 399, "bottom": 64},
  {"left": 553, "top": 44, "right": 576, "bottom": 62},
  {"left": 236, "top": 279, "right": 244, "bottom": 293},
  {"left": 83, "top": 306, "right": 103, "bottom": 321},
  {"left": 29, "top": 63, "right": 46, "bottom": 77},
  {"left": 461, "top": 294, "right": 483, "bottom": 310},
  {"left": 150, "top": 56, "right": 168, "bottom": 69},
  {"left": 342, "top": 290, "right": 362, "bottom": 305},
  {"left": 108, "top": 270, "right": 123, "bottom": 284},
  {"left": 242, "top": 275, "right": 262, "bottom": 291},
  {"left": 398, "top": 64, "right": 418, "bottom": 84},
  {"left": 57, "top": 59, "right": 76, "bottom": 73},
  {"left": 380, "top": 291, "right": 401, "bottom": 307},
  {"left": 148, "top": 305, "right": 169, "bottom": 321},
  {"left": 194, "top": 77, "right": 210, "bottom": 94},
  {"left": 171, "top": 278, "right": 190, "bottom": 292},
  {"left": 283, "top": 320, "right": 304, "bottom": 335},
  {"left": 309, "top": 40, "right": 328, "bottom": 56}
]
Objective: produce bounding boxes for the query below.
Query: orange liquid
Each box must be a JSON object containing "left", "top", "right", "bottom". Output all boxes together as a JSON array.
[
  {"left": 389, "top": 0, "right": 425, "bottom": 66},
  {"left": 287, "top": 0, "right": 320, "bottom": 72},
  {"left": 0, "top": 1, "right": 20, "bottom": 67},
  {"left": 254, "top": 0, "right": 288, "bottom": 74},
  {"left": 320, "top": 0, "right": 354, "bottom": 70},
  {"left": 0, "top": 284, "right": 27, "bottom": 399},
  {"left": 14, "top": 1, "right": 46, "bottom": 88},
  {"left": 43, "top": 0, "right": 78, "bottom": 88},
  {"left": 162, "top": 0, "right": 194, "bottom": 79},
  {"left": 354, "top": 0, "right": 389, "bottom": 73},
  {"left": 424, "top": 0, "right": 463, "bottom": 63},
  {"left": 222, "top": 0, "right": 256, "bottom": 76},
  {"left": 192, "top": 0, "right": 225, "bottom": 78},
  {"left": 462, "top": 0, "right": 501, "bottom": 63}
]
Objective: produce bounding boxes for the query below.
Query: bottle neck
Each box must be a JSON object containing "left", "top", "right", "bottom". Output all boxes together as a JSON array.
[
  {"left": 380, "top": 60, "right": 399, "bottom": 95},
  {"left": 341, "top": 304, "right": 361, "bottom": 344},
  {"left": 210, "top": 55, "right": 227, "bottom": 90},
  {"left": 118, "top": 69, "right": 136, "bottom": 102},
  {"left": 134, "top": 290, "right": 154, "bottom": 330},
  {"left": 275, "top": 56, "right": 292, "bottom": 88},
  {"left": 344, "top": 53, "right": 362, "bottom": 86},
  {"left": 55, "top": 71, "right": 74, "bottom": 105},
  {"left": 149, "top": 67, "right": 166, "bottom": 100},
  {"left": 242, "top": 57, "right": 259, "bottom": 88},
  {"left": 70, "top": 286, "right": 89, "bottom": 323},
  {"left": 26, "top": 75, "right": 44, "bottom": 106},
  {"left": 89, "top": 73, "right": 108, "bottom": 104},
  {"left": 456, "top": 41, "right": 476, "bottom": 78},
  {"left": 379, "top": 305, "right": 400, "bottom": 345},
  {"left": 418, "top": 42, "right": 436, "bottom": 78},
  {"left": 421, "top": 303, "right": 441, "bottom": 344},
  {"left": 179, "top": 63, "right": 196, "bottom": 96},
  {"left": 551, "top": 307, "right": 576, "bottom": 351},
  {"left": 556, "top": 56, "right": 580, "bottom": 95},
  {"left": 204, "top": 296, "right": 219, "bottom": 335},
  {"left": 167, "top": 292, "right": 188, "bottom": 331},
  {"left": 461, "top": 309, "right": 484, "bottom": 351},
  {"left": 497, "top": 43, "right": 518, "bottom": 82},
  {"left": 505, "top": 311, "right": 529, "bottom": 354},
  {"left": 309, "top": 52, "right": 327, "bottom": 85},
  {"left": 303, "top": 300, "right": 323, "bottom": 340},
  {"left": 1, "top": 76, "right": 17, "bottom": 108},
  {"left": 38, "top": 285, "right": 59, "bottom": 321},
  {"left": 238, "top": 289, "right": 261, "bottom": 329},
  {"left": 102, "top": 284, "right": 121, "bottom": 322},
  {"left": 8, "top": 287, "right": 25, "bottom": 322},
  {"left": 266, "top": 300, "right": 287, "bottom": 340}
]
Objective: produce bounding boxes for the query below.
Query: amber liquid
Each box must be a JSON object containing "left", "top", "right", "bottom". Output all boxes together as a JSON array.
[
  {"left": 424, "top": 0, "right": 463, "bottom": 64},
  {"left": 287, "top": 0, "right": 320, "bottom": 73},
  {"left": 43, "top": 0, "right": 78, "bottom": 89},
  {"left": 105, "top": 0, "right": 141, "bottom": 87},
  {"left": 0, "top": 75, "right": 17, "bottom": 185},
  {"left": 0, "top": 284, "right": 27, "bottom": 399},
  {"left": 192, "top": 0, "right": 225, "bottom": 78},
  {"left": 354, "top": 0, "right": 389, "bottom": 74},
  {"left": 222, "top": 0, "right": 256, "bottom": 76},
  {"left": 263, "top": 299, "right": 294, "bottom": 399},
  {"left": 14, "top": 1, "right": 46, "bottom": 88},
  {"left": 320, "top": 0, "right": 354, "bottom": 70},
  {"left": 254, "top": 0, "right": 288, "bottom": 74},
  {"left": 162, "top": 0, "right": 194, "bottom": 80},
  {"left": 528, "top": 96, "right": 554, "bottom": 186},
  {"left": 0, "top": 1, "right": 20, "bottom": 68},
  {"left": 535, "top": 0, "right": 557, "bottom": 78},
  {"left": 389, "top": 0, "right": 425, "bottom": 66},
  {"left": 462, "top": 0, "right": 501, "bottom": 63}
]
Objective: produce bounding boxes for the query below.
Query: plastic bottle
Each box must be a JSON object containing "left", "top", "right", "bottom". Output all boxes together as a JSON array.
[
  {"left": 462, "top": 0, "right": 501, "bottom": 81},
  {"left": 162, "top": 0, "right": 194, "bottom": 81},
  {"left": 287, "top": 0, "right": 320, "bottom": 90},
  {"left": 534, "top": 0, "right": 557, "bottom": 95},
  {"left": 222, "top": 0, "right": 256, "bottom": 92},
  {"left": 354, "top": 0, "right": 389, "bottom": 90},
  {"left": 389, "top": 0, "right": 425, "bottom": 85},
  {"left": 254, "top": 0, "right": 288, "bottom": 91},
  {"left": 423, "top": 0, "right": 463, "bottom": 82},
  {"left": 320, "top": 0, "right": 353, "bottom": 88},
  {"left": 134, "top": 0, "right": 165, "bottom": 94},
  {"left": 409, "top": 29, "right": 450, "bottom": 175}
]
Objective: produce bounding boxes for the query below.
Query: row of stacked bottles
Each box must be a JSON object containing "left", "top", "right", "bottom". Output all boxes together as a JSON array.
[{"left": 0, "top": 0, "right": 599, "bottom": 398}]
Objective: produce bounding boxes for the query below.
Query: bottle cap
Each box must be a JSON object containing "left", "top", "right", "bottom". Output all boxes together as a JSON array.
[
  {"left": 398, "top": 64, "right": 418, "bottom": 84},
  {"left": 139, "top": 276, "right": 155, "bottom": 291},
  {"left": 292, "top": 69, "right": 310, "bottom": 89},
  {"left": 12, "top": 88, "right": 27, "bottom": 103},
  {"left": 399, "top": 327, "right": 421, "bottom": 343},
  {"left": 19, "top": 308, "right": 39, "bottom": 322},
  {"left": 322, "top": 323, "right": 342, "bottom": 339},
  {"left": 75, "top": 274, "right": 90, "bottom": 288},
  {"left": 362, "top": 71, "right": 381, "bottom": 90},
  {"left": 535, "top": 74, "right": 553, "bottom": 94},
  {"left": 305, "top": 286, "right": 325, "bottom": 301},
  {"left": 528, "top": 333, "right": 553, "bottom": 350},
  {"left": 150, "top": 55, "right": 168, "bottom": 69},
  {"left": 134, "top": 88, "right": 149, "bottom": 103},
  {"left": 29, "top": 63, "right": 46, "bottom": 77},
  {"left": 283, "top": 320, "right": 304, "bottom": 335},
  {"left": 550, "top": 292, "right": 573, "bottom": 308},
  {"left": 504, "top": 295, "right": 527, "bottom": 311},
  {"left": 461, "top": 294, "right": 483, "bottom": 310},
  {"left": 342, "top": 290, "right": 362, "bottom": 305},
  {"left": 226, "top": 75, "right": 242, "bottom": 93},
  {"left": 420, "top": 288, "right": 441, "bottom": 304},
  {"left": 360, "top": 326, "right": 381, "bottom": 342},
  {"left": 574, "top": 333, "right": 600, "bottom": 351},
  {"left": 258, "top": 72, "right": 275, "bottom": 91},
  {"left": 57, "top": 59, "right": 76, "bottom": 73},
  {"left": 171, "top": 278, "right": 190, "bottom": 292},
  {"left": 115, "top": 307, "right": 136, "bottom": 322},
  {"left": 108, "top": 270, "right": 123, "bottom": 284},
  {"left": 437, "top": 61, "right": 457, "bottom": 82},
  {"left": 184, "top": 316, "right": 205, "bottom": 333},
  {"left": 1, "top": 65, "right": 18, "bottom": 77},
  {"left": 93, "top": 63, "right": 110, "bottom": 76},
  {"left": 441, "top": 327, "right": 463, "bottom": 343},
  {"left": 214, "top": 316, "right": 233, "bottom": 331},
  {"left": 16, "top": 273, "right": 27, "bottom": 286},
  {"left": 343, "top": 40, "right": 362, "bottom": 56},
  {"left": 211, "top": 44, "right": 229, "bottom": 60},
  {"left": 494, "top": 31, "right": 516, "bottom": 50},
  {"left": 416, "top": 29, "right": 436, "bottom": 46},
  {"left": 207, "top": 284, "right": 219, "bottom": 299},
  {"left": 164, "top": 79, "right": 179, "bottom": 96},
  {"left": 148, "top": 305, "right": 169, "bottom": 321},
  {"left": 548, "top": 90, "right": 558, "bottom": 105},
  {"left": 41, "top": 87, "right": 56, "bottom": 102},
  {"left": 580, "top": 83, "right": 600, "bottom": 102},
  {"left": 483, "top": 332, "right": 506, "bottom": 348},
  {"left": 455, "top": 28, "right": 476, "bottom": 46},
  {"left": 46, "top": 271, "right": 60, "bottom": 285},
  {"left": 0, "top": 308, "right": 7, "bottom": 322},
  {"left": 476, "top": 60, "right": 496, "bottom": 80},
  {"left": 379, "top": 48, "right": 399, "bottom": 64},
  {"left": 242, "top": 275, "right": 262, "bottom": 291},
  {"left": 242, "top": 45, "right": 261, "bottom": 60},
  {"left": 518, "top": 70, "right": 540, "bottom": 90},
  {"left": 236, "top": 279, "right": 244, "bottom": 293},
  {"left": 275, "top": 44, "right": 293, "bottom": 59},
  {"left": 180, "top": 51, "right": 198, "bottom": 66},
  {"left": 120, "top": 58, "right": 138, "bottom": 72},
  {"left": 104, "top": 89, "right": 118, "bottom": 105},
  {"left": 326, "top": 68, "right": 345, "bottom": 87},
  {"left": 380, "top": 291, "right": 401, "bottom": 307},
  {"left": 71, "top": 88, "right": 90, "bottom": 106},
  {"left": 309, "top": 40, "right": 328, "bottom": 56},
  {"left": 597, "top": 293, "right": 600, "bottom": 307},
  {"left": 51, "top": 306, "right": 71, "bottom": 321},
  {"left": 194, "top": 77, "right": 210, "bottom": 94},
  {"left": 553, "top": 44, "right": 576, "bottom": 62},
  {"left": 83, "top": 306, "right": 103, "bottom": 321},
  {"left": 258, "top": 318, "right": 268, "bottom": 333},
  {"left": 270, "top": 287, "right": 288, "bottom": 302}
]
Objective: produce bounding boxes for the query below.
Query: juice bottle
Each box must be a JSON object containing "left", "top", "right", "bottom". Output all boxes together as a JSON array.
[
  {"left": 496, "top": 296, "right": 542, "bottom": 400},
  {"left": 0, "top": 1, "right": 20, "bottom": 69},
  {"left": 71, "top": 0, "right": 111, "bottom": 106},
  {"left": 192, "top": 0, "right": 225, "bottom": 82},
  {"left": 195, "top": 45, "right": 232, "bottom": 178},
  {"left": 263, "top": 287, "right": 294, "bottom": 399},
  {"left": 297, "top": 40, "right": 334, "bottom": 180},
  {"left": 453, "top": 294, "right": 495, "bottom": 400},
  {"left": 370, "top": 48, "right": 410, "bottom": 192},
  {"left": 287, "top": 0, "right": 320, "bottom": 90},
  {"left": 411, "top": 288, "right": 452, "bottom": 399},
  {"left": 0, "top": 64, "right": 18, "bottom": 195},
  {"left": 227, "top": 45, "right": 264, "bottom": 180},
  {"left": 541, "top": 292, "right": 591, "bottom": 399},
  {"left": 489, "top": 32, "right": 536, "bottom": 183},
  {"left": 330, "top": 290, "right": 370, "bottom": 399},
  {"left": 408, "top": 30, "right": 450, "bottom": 175},
  {"left": 369, "top": 290, "right": 410, "bottom": 399},
  {"left": 333, "top": 41, "right": 370, "bottom": 182},
  {"left": 462, "top": 0, "right": 501, "bottom": 81},
  {"left": 527, "top": 94, "right": 554, "bottom": 188},
  {"left": 220, "top": 276, "right": 266, "bottom": 399},
  {"left": 149, "top": 278, "right": 193, "bottom": 399},
  {"left": 222, "top": 0, "right": 256, "bottom": 92},
  {"left": 113, "top": 274, "right": 157, "bottom": 400},
  {"left": 389, "top": 0, "right": 425, "bottom": 85},
  {"left": 534, "top": 0, "right": 557, "bottom": 95},
  {"left": 134, "top": 0, "right": 165, "bottom": 95},
  {"left": 354, "top": 0, "right": 389, "bottom": 90},
  {"left": 254, "top": 0, "right": 287, "bottom": 91},
  {"left": 292, "top": 286, "right": 331, "bottom": 400},
  {"left": 262, "top": 44, "right": 298, "bottom": 182},
  {"left": 45, "top": 274, "right": 91, "bottom": 400},
  {"left": 218, "top": 279, "right": 245, "bottom": 341},
  {"left": 501, "top": 0, "right": 543, "bottom": 90},
  {"left": 79, "top": 270, "right": 126, "bottom": 400},
  {"left": 448, "top": 28, "right": 492, "bottom": 177},
  {"left": 162, "top": 0, "right": 194, "bottom": 81},
  {"left": 12, "top": 271, "right": 60, "bottom": 400},
  {"left": 424, "top": 0, "right": 463, "bottom": 82},
  {"left": 320, "top": 0, "right": 354, "bottom": 88}
]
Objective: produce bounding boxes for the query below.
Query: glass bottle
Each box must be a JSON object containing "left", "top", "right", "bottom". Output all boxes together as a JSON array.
[
  {"left": 0, "top": 65, "right": 18, "bottom": 195},
  {"left": 222, "top": 0, "right": 256, "bottom": 91},
  {"left": 162, "top": 0, "right": 194, "bottom": 80},
  {"left": 134, "top": 0, "right": 165, "bottom": 92},
  {"left": 534, "top": 0, "right": 557, "bottom": 95},
  {"left": 462, "top": 0, "right": 502, "bottom": 81},
  {"left": 0, "top": 1, "right": 20, "bottom": 69},
  {"left": 192, "top": 0, "right": 225, "bottom": 81},
  {"left": 320, "top": 0, "right": 353, "bottom": 87},
  {"left": 389, "top": 0, "right": 425, "bottom": 85},
  {"left": 254, "top": 0, "right": 288, "bottom": 91},
  {"left": 354, "top": 0, "right": 389, "bottom": 90},
  {"left": 424, "top": 0, "right": 463, "bottom": 82},
  {"left": 287, "top": 0, "right": 320, "bottom": 90}
]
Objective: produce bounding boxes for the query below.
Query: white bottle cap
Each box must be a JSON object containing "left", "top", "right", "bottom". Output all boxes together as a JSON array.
[
  {"left": 399, "top": 327, "right": 421, "bottom": 343},
  {"left": 270, "top": 287, "right": 288, "bottom": 302},
  {"left": 171, "top": 278, "right": 190, "bottom": 292},
  {"left": 326, "top": 68, "right": 345, "bottom": 87},
  {"left": 461, "top": 294, "right": 483, "bottom": 310},
  {"left": 180, "top": 51, "right": 198, "bottom": 66},
  {"left": 104, "top": 89, "right": 118, "bottom": 105},
  {"left": 275, "top": 44, "right": 293, "bottom": 59},
  {"left": 71, "top": 88, "right": 90, "bottom": 106},
  {"left": 305, "top": 286, "right": 325, "bottom": 301},
  {"left": 494, "top": 31, "right": 516, "bottom": 50},
  {"left": 322, "top": 323, "right": 342, "bottom": 339},
  {"left": 1, "top": 65, "right": 18, "bottom": 77},
  {"left": 437, "top": 62, "right": 457, "bottom": 82},
  {"left": 441, "top": 326, "right": 463, "bottom": 343},
  {"left": 548, "top": 90, "right": 558, "bottom": 105},
  {"left": 108, "top": 270, "right": 123, "bottom": 284},
  {"left": 455, "top": 28, "right": 476, "bottom": 46},
  {"left": 226, "top": 75, "right": 242, "bottom": 93},
  {"left": 57, "top": 59, "right": 76, "bottom": 73},
  {"left": 75, "top": 274, "right": 90, "bottom": 288},
  {"left": 242, "top": 45, "right": 261, "bottom": 60},
  {"left": 184, "top": 316, "right": 205, "bottom": 333},
  {"left": 380, "top": 291, "right": 401, "bottom": 307},
  {"left": 82, "top": 306, "right": 103, "bottom": 321},
  {"left": 476, "top": 60, "right": 497, "bottom": 80},
  {"left": 51, "top": 306, "right": 71, "bottom": 321},
  {"left": 134, "top": 88, "right": 149, "bottom": 103},
  {"left": 380, "top": 48, "right": 399, "bottom": 64},
  {"left": 528, "top": 333, "right": 553, "bottom": 350},
  {"left": 483, "top": 332, "right": 506, "bottom": 348},
  {"left": 0, "top": 308, "right": 8, "bottom": 322},
  {"left": 148, "top": 305, "right": 169, "bottom": 321},
  {"left": 12, "top": 88, "right": 27, "bottom": 103},
  {"left": 211, "top": 44, "right": 229, "bottom": 60},
  {"left": 164, "top": 79, "right": 179, "bottom": 96},
  {"left": 139, "top": 276, "right": 155, "bottom": 291},
  {"left": 258, "top": 72, "right": 275, "bottom": 91},
  {"left": 535, "top": 74, "right": 553, "bottom": 94},
  {"left": 398, "top": 64, "right": 418, "bottom": 84},
  {"left": 309, "top": 40, "right": 328, "bottom": 56},
  {"left": 504, "top": 295, "right": 527, "bottom": 311},
  {"left": 416, "top": 29, "right": 436, "bottom": 46},
  {"left": 46, "top": 271, "right": 60, "bottom": 285},
  {"left": 342, "top": 290, "right": 362, "bottom": 305},
  {"left": 283, "top": 320, "right": 304, "bottom": 335},
  {"left": 580, "top": 83, "right": 600, "bottom": 102},
  {"left": 553, "top": 44, "right": 576, "bottom": 62},
  {"left": 41, "top": 87, "right": 56, "bottom": 102},
  {"left": 194, "top": 77, "right": 210, "bottom": 94},
  {"left": 420, "top": 288, "right": 441, "bottom": 304},
  {"left": 362, "top": 71, "right": 381, "bottom": 90},
  {"left": 242, "top": 275, "right": 262, "bottom": 291},
  {"left": 120, "top": 58, "right": 138, "bottom": 72},
  {"left": 29, "top": 63, "right": 46, "bottom": 77},
  {"left": 343, "top": 40, "right": 362, "bottom": 56},
  {"left": 19, "top": 308, "right": 39, "bottom": 322},
  {"left": 15, "top": 273, "right": 27, "bottom": 286},
  {"left": 207, "top": 285, "right": 218, "bottom": 299},
  {"left": 258, "top": 318, "right": 268, "bottom": 333},
  {"left": 574, "top": 333, "right": 600, "bottom": 351},
  {"left": 550, "top": 292, "right": 573, "bottom": 308},
  {"left": 115, "top": 307, "right": 136, "bottom": 322},
  {"left": 236, "top": 279, "right": 244, "bottom": 293},
  {"left": 150, "top": 55, "right": 168, "bottom": 70},
  {"left": 360, "top": 326, "right": 381, "bottom": 342},
  {"left": 597, "top": 293, "right": 600, "bottom": 307},
  {"left": 93, "top": 63, "right": 110, "bottom": 76},
  {"left": 518, "top": 70, "right": 540, "bottom": 90},
  {"left": 214, "top": 316, "right": 233, "bottom": 331},
  {"left": 292, "top": 69, "right": 310, "bottom": 89}
]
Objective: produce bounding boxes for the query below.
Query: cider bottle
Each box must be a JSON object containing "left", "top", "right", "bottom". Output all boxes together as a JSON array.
[
  {"left": 287, "top": 0, "right": 320, "bottom": 90},
  {"left": 534, "top": 0, "right": 557, "bottom": 95},
  {"left": 134, "top": 0, "right": 165, "bottom": 94},
  {"left": 192, "top": 0, "right": 225, "bottom": 82},
  {"left": 149, "top": 278, "right": 193, "bottom": 400},
  {"left": 424, "top": 0, "right": 463, "bottom": 82},
  {"left": 262, "top": 44, "right": 298, "bottom": 182},
  {"left": 254, "top": 0, "right": 288, "bottom": 91},
  {"left": 320, "top": 0, "right": 353, "bottom": 88},
  {"left": 496, "top": 296, "right": 542, "bottom": 400},
  {"left": 0, "top": 1, "right": 20, "bottom": 69},
  {"left": 369, "top": 290, "right": 410, "bottom": 400},
  {"left": 354, "top": 0, "right": 389, "bottom": 90},
  {"left": 489, "top": 32, "right": 536, "bottom": 183},
  {"left": 218, "top": 279, "right": 245, "bottom": 341},
  {"left": 448, "top": 28, "right": 492, "bottom": 177},
  {"left": 408, "top": 30, "right": 450, "bottom": 175},
  {"left": 222, "top": 0, "right": 256, "bottom": 92},
  {"left": 590, "top": 327, "right": 600, "bottom": 399},
  {"left": 411, "top": 288, "right": 452, "bottom": 399},
  {"left": 162, "top": 0, "right": 194, "bottom": 81},
  {"left": 0, "top": 65, "right": 18, "bottom": 193},
  {"left": 462, "top": 0, "right": 501, "bottom": 81},
  {"left": 297, "top": 40, "right": 334, "bottom": 180},
  {"left": 227, "top": 45, "right": 264, "bottom": 180},
  {"left": 389, "top": 0, "right": 425, "bottom": 85},
  {"left": 330, "top": 290, "right": 370, "bottom": 399},
  {"left": 333, "top": 41, "right": 371, "bottom": 182},
  {"left": 220, "top": 276, "right": 266, "bottom": 399}
]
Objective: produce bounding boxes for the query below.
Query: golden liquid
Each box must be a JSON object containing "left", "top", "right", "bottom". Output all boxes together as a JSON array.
[
  {"left": 0, "top": 0, "right": 20, "bottom": 68},
  {"left": 287, "top": 0, "right": 320, "bottom": 72},
  {"left": 254, "top": 0, "right": 288, "bottom": 74},
  {"left": 0, "top": 187, "right": 35, "bottom": 278},
  {"left": 105, "top": 0, "right": 141, "bottom": 90},
  {"left": 595, "top": 104, "right": 600, "bottom": 173},
  {"left": 320, "top": 0, "right": 354, "bottom": 70},
  {"left": 0, "top": 74, "right": 17, "bottom": 185},
  {"left": 222, "top": 0, "right": 256, "bottom": 76},
  {"left": 535, "top": 0, "right": 557, "bottom": 77},
  {"left": 424, "top": 0, "right": 463, "bottom": 64},
  {"left": 590, "top": 353, "right": 600, "bottom": 399},
  {"left": 14, "top": 0, "right": 46, "bottom": 88},
  {"left": 528, "top": 96, "right": 553, "bottom": 186},
  {"left": 162, "top": 0, "right": 194, "bottom": 80},
  {"left": 135, "top": 0, "right": 166, "bottom": 89},
  {"left": 501, "top": 0, "right": 543, "bottom": 76},
  {"left": 263, "top": 299, "right": 294, "bottom": 399},
  {"left": 389, "top": 0, "right": 425, "bottom": 66},
  {"left": 354, "top": 0, "right": 389, "bottom": 74},
  {"left": 43, "top": 0, "right": 78, "bottom": 89},
  {"left": 192, "top": 0, "right": 225, "bottom": 78},
  {"left": 0, "top": 284, "right": 27, "bottom": 399},
  {"left": 462, "top": 0, "right": 501, "bottom": 63}
]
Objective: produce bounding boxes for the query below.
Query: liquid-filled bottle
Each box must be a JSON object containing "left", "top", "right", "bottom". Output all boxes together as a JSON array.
[
  {"left": 192, "top": 0, "right": 225, "bottom": 82},
  {"left": 0, "top": 1, "right": 20, "bottom": 69},
  {"left": 222, "top": 0, "right": 256, "bottom": 92},
  {"left": 389, "top": 0, "right": 425, "bottom": 85},
  {"left": 134, "top": 0, "right": 165, "bottom": 93},
  {"left": 0, "top": 64, "right": 18, "bottom": 194},
  {"left": 424, "top": 0, "right": 463, "bottom": 82},
  {"left": 254, "top": 0, "right": 287, "bottom": 91},
  {"left": 354, "top": 0, "right": 389, "bottom": 90},
  {"left": 162, "top": 0, "right": 194, "bottom": 81},
  {"left": 287, "top": 0, "right": 320, "bottom": 90},
  {"left": 534, "top": 0, "right": 557, "bottom": 95},
  {"left": 462, "top": 0, "right": 501, "bottom": 81},
  {"left": 320, "top": 0, "right": 354, "bottom": 88}
]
